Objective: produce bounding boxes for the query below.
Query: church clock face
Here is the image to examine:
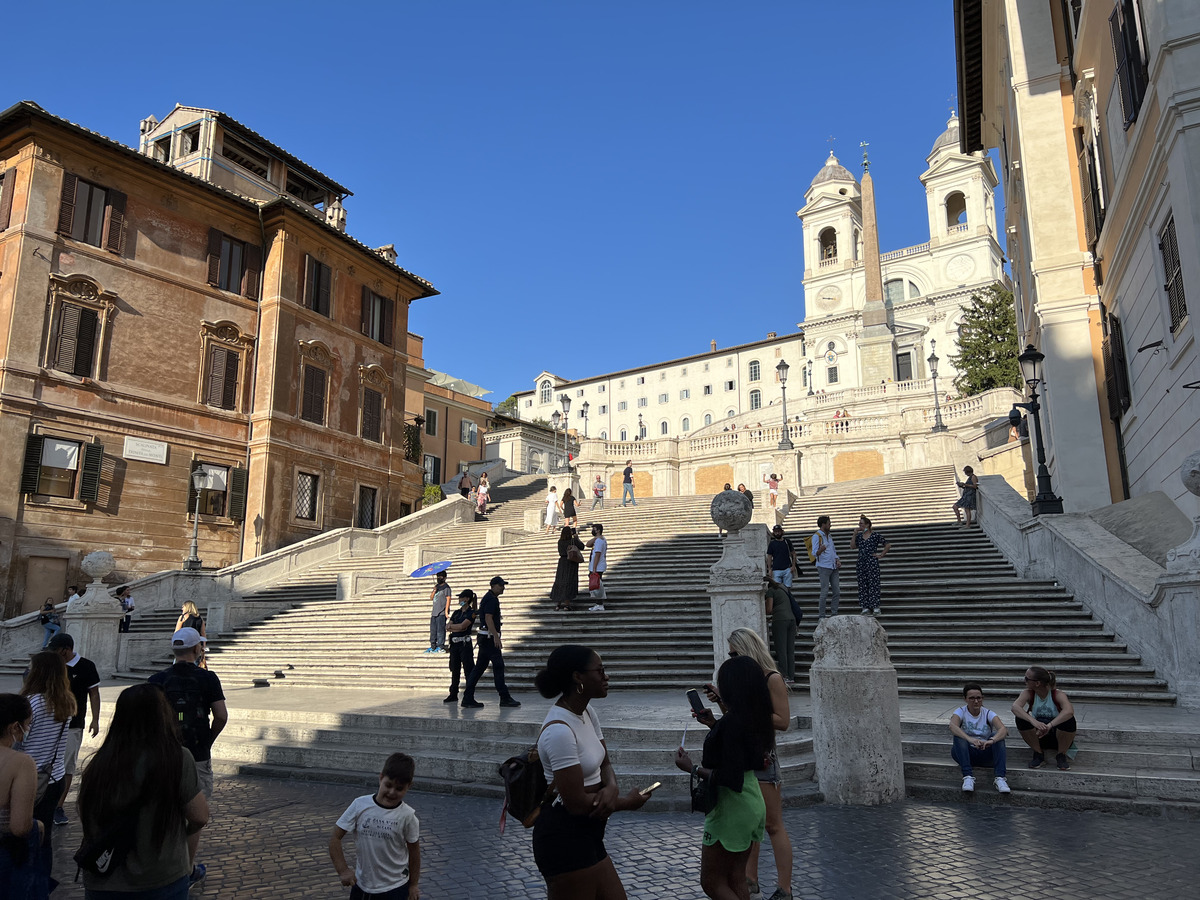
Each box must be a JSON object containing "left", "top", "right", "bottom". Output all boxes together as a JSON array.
[
  {"left": 816, "top": 286, "right": 842, "bottom": 312},
  {"left": 947, "top": 254, "right": 976, "bottom": 282}
]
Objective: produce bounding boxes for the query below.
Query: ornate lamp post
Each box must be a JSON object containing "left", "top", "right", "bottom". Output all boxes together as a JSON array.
[
  {"left": 806, "top": 359, "right": 814, "bottom": 397},
  {"left": 582, "top": 401, "right": 590, "bottom": 438},
  {"left": 927, "top": 339, "right": 949, "bottom": 433},
  {"left": 560, "top": 395, "right": 571, "bottom": 469},
  {"left": 776, "top": 359, "right": 794, "bottom": 450},
  {"left": 637, "top": 412, "right": 644, "bottom": 440},
  {"left": 184, "top": 467, "right": 207, "bottom": 571},
  {"left": 1009, "top": 344, "right": 1064, "bottom": 515},
  {"left": 551, "top": 410, "right": 561, "bottom": 473}
]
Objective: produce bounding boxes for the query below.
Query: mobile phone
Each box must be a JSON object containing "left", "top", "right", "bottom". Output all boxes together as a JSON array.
[
  {"left": 640, "top": 781, "right": 662, "bottom": 796},
  {"left": 686, "top": 689, "right": 707, "bottom": 715}
]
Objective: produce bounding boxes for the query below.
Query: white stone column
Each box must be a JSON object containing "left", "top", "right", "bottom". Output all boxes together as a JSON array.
[
  {"left": 63, "top": 551, "right": 125, "bottom": 678},
  {"left": 810, "top": 615, "right": 905, "bottom": 805},
  {"left": 708, "top": 492, "right": 768, "bottom": 672}
]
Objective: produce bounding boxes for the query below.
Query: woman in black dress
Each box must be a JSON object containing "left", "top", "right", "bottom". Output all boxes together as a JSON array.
[
  {"left": 550, "top": 526, "right": 585, "bottom": 611},
  {"left": 561, "top": 488, "right": 579, "bottom": 527}
]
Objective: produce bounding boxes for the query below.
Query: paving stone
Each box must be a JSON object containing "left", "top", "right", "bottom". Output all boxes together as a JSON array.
[{"left": 47, "top": 774, "right": 1199, "bottom": 898}]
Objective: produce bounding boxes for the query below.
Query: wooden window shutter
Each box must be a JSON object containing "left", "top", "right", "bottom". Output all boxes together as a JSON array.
[
  {"left": 381, "top": 297, "right": 394, "bottom": 348},
  {"left": 363, "top": 388, "right": 382, "bottom": 442},
  {"left": 73, "top": 308, "right": 98, "bottom": 377},
  {"left": 206, "top": 346, "right": 237, "bottom": 408},
  {"left": 206, "top": 228, "right": 223, "bottom": 287},
  {"left": 55, "top": 304, "right": 81, "bottom": 374},
  {"left": 221, "top": 348, "right": 239, "bottom": 409},
  {"left": 187, "top": 459, "right": 202, "bottom": 514},
  {"left": 318, "top": 264, "right": 331, "bottom": 317},
  {"left": 57, "top": 173, "right": 77, "bottom": 235},
  {"left": 0, "top": 167, "right": 16, "bottom": 231},
  {"left": 302, "top": 365, "right": 326, "bottom": 424},
  {"left": 242, "top": 242, "right": 262, "bottom": 300},
  {"left": 20, "top": 434, "right": 44, "bottom": 495},
  {"left": 360, "top": 285, "right": 370, "bottom": 336},
  {"left": 102, "top": 190, "right": 127, "bottom": 255},
  {"left": 227, "top": 466, "right": 249, "bottom": 522},
  {"left": 79, "top": 442, "right": 104, "bottom": 503},
  {"left": 1110, "top": 315, "right": 1132, "bottom": 413}
]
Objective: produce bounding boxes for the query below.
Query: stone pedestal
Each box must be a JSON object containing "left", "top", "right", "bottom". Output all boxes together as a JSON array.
[
  {"left": 708, "top": 491, "right": 768, "bottom": 672},
  {"left": 810, "top": 615, "right": 905, "bottom": 805},
  {"left": 64, "top": 551, "right": 125, "bottom": 678}
]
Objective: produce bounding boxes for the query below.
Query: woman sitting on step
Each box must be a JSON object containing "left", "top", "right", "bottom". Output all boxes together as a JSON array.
[
  {"left": 531, "top": 645, "right": 649, "bottom": 900},
  {"left": 1011, "top": 665, "right": 1078, "bottom": 770},
  {"left": 550, "top": 526, "right": 586, "bottom": 611}
]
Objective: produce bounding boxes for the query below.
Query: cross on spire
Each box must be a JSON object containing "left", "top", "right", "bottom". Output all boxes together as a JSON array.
[
  {"left": 947, "top": 92, "right": 958, "bottom": 115},
  {"left": 860, "top": 140, "right": 870, "bottom": 172}
]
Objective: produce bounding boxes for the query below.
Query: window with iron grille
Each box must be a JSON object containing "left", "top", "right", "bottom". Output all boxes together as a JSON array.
[
  {"left": 827, "top": 366, "right": 839, "bottom": 384},
  {"left": 1161, "top": 215, "right": 1187, "bottom": 335},
  {"left": 295, "top": 471, "right": 319, "bottom": 520},
  {"left": 356, "top": 486, "right": 377, "bottom": 528}
]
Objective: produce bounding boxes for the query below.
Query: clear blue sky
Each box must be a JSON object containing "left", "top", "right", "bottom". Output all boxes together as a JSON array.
[{"left": 7, "top": 1, "right": 986, "bottom": 404}]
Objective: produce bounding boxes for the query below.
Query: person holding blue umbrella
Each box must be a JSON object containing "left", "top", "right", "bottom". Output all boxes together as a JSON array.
[{"left": 427, "top": 571, "right": 453, "bottom": 653}]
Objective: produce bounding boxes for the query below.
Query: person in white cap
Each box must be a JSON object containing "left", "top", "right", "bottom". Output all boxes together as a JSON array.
[{"left": 148, "top": 626, "right": 227, "bottom": 888}]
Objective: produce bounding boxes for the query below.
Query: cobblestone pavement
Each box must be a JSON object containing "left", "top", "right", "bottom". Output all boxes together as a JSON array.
[{"left": 49, "top": 775, "right": 1197, "bottom": 899}]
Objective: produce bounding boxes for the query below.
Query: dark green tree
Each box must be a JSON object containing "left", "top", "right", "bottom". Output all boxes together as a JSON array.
[
  {"left": 949, "top": 282, "right": 1023, "bottom": 395},
  {"left": 496, "top": 393, "right": 519, "bottom": 417}
]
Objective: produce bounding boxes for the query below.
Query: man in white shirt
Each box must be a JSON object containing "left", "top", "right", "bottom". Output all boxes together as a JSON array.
[
  {"left": 586, "top": 524, "right": 608, "bottom": 611},
  {"left": 949, "top": 683, "right": 1011, "bottom": 793},
  {"left": 812, "top": 515, "right": 840, "bottom": 618}
]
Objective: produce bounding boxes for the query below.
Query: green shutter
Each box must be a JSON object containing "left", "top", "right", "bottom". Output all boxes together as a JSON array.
[
  {"left": 79, "top": 442, "right": 104, "bottom": 503},
  {"left": 227, "top": 466, "right": 248, "bottom": 522},
  {"left": 20, "top": 435, "right": 44, "bottom": 495}
]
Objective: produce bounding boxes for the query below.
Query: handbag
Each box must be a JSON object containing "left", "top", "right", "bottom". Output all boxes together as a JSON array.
[
  {"left": 34, "top": 720, "right": 68, "bottom": 803},
  {"left": 567, "top": 547, "right": 584, "bottom": 564},
  {"left": 690, "top": 768, "right": 716, "bottom": 814}
]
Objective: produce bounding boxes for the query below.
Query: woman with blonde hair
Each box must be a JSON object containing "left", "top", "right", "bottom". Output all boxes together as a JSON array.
[
  {"left": 717, "top": 628, "right": 794, "bottom": 900},
  {"left": 20, "top": 651, "right": 76, "bottom": 878},
  {"left": 175, "top": 601, "right": 208, "bottom": 668}
]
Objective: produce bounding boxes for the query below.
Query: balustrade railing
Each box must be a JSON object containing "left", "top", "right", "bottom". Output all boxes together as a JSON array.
[
  {"left": 818, "top": 256, "right": 839, "bottom": 268},
  {"left": 946, "top": 223, "right": 969, "bottom": 236},
  {"left": 880, "top": 242, "right": 931, "bottom": 262}
]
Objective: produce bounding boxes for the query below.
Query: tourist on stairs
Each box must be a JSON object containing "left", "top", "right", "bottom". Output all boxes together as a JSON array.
[
  {"left": 531, "top": 645, "right": 649, "bottom": 900},
  {"left": 427, "top": 571, "right": 452, "bottom": 653},
  {"left": 850, "top": 515, "right": 890, "bottom": 616},
  {"left": 949, "top": 683, "right": 1011, "bottom": 794},
  {"left": 953, "top": 465, "right": 979, "bottom": 527},
  {"left": 550, "top": 526, "right": 585, "bottom": 611},
  {"left": 461, "top": 576, "right": 520, "bottom": 709},
  {"left": 1011, "top": 666, "right": 1077, "bottom": 770}
]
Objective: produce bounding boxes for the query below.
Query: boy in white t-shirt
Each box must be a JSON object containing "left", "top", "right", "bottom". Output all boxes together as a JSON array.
[
  {"left": 949, "top": 682, "right": 1011, "bottom": 794},
  {"left": 330, "top": 752, "right": 422, "bottom": 900}
]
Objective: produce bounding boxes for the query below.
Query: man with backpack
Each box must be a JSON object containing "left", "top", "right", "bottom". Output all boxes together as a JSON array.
[{"left": 149, "top": 627, "right": 228, "bottom": 887}]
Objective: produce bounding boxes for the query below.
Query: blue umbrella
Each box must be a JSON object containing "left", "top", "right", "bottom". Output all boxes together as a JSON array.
[{"left": 410, "top": 560, "right": 453, "bottom": 578}]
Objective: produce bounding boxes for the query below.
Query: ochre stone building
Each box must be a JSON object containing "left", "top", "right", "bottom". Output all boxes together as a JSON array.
[{"left": 0, "top": 101, "right": 438, "bottom": 615}]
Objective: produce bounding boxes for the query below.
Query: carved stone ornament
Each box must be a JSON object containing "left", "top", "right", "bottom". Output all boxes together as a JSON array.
[
  {"left": 87, "top": 166, "right": 103, "bottom": 182},
  {"left": 161, "top": 192, "right": 179, "bottom": 210},
  {"left": 67, "top": 279, "right": 99, "bottom": 301},
  {"left": 317, "top": 246, "right": 329, "bottom": 262},
  {"left": 348, "top": 265, "right": 357, "bottom": 276},
  {"left": 49, "top": 274, "right": 116, "bottom": 313},
  {"left": 81, "top": 550, "right": 116, "bottom": 581},
  {"left": 372, "top": 279, "right": 383, "bottom": 293},
  {"left": 201, "top": 320, "right": 253, "bottom": 347},
  {"left": 359, "top": 364, "right": 391, "bottom": 388},
  {"left": 299, "top": 340, "right": 333, "bottom": 367},
  {"left": 1166, "top": 450, "right": 1200, "bottom": 574}
]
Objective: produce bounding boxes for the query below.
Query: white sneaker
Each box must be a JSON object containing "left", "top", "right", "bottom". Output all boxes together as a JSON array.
[
  {"left": 994, "top": 777, "right": 1011, "bottom": 793},
  {"left": 589, "top": 604, "right": 606, "bottom": 611},
  {"left": 961, "top": 775, "right": 975, "bottom": 792}
]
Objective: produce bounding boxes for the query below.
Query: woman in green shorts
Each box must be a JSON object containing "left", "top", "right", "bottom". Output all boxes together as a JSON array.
[{"left": 675, "top": 655, "right": 774, "bottom": 900}]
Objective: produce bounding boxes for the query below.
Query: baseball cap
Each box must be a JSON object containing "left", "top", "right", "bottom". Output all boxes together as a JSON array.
[
  {"left": 171, "top": 627, "right": 203, "bottom": 649},
  {"left": 490, "top": 576, "right": 508, "bottom": 587}
]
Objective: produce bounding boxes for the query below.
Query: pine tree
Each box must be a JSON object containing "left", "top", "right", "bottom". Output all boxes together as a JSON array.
[{"left": 950, "top": 282, "right": 1023, "bottom": 395}]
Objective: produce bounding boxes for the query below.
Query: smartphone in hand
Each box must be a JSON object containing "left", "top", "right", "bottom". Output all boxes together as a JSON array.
[
  {"left": 686, "top": 689, "right": 707, "bottom": 716},
  {"left": 640, "top": 781, "right": 662, "bottom": 796}
]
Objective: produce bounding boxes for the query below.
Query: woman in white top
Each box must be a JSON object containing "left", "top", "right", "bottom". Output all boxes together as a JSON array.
[
  {"left": 476, "top": 472, "right": 490, "bottom": 515},
  {"left": 544, "top": 486, "right": 561, "bottom": 534},
  {"left": 19, "top": 652, "right": 74, "bottom": 875},
  {"left": 532, "top": 645, "right": 649, "bottom": 899}
]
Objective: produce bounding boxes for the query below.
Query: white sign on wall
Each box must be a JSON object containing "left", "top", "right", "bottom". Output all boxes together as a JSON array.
[{"left": 123, "top": 436, "right": 169, "bottom": 465}]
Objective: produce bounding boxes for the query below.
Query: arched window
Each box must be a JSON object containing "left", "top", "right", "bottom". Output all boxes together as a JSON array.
[
  {"left": 946, "top": 191, "right": 967, "bottom": 228},
  {"left": 748, "top": 360, "right": 761, "bottom": 382},
  {"left": 908, "top": 281, "right": 921, "bottom": 298},
  {"left": 818, "top": 227, "right": 837, "bottom": 260},
  {"left": 639, "top": 422, "right": 647, "bottom": 438},
  {"left": 660, "top": 420, "right": 669, "bottom": 435},
  {"left": 539, "top": 380, "right": 552, "bottom": 403},
  {"left": 749, "top": 390, "right": 762, "bottom": 410},
  {"left": 682, "top": 417, "right": 690, "bottom": 432},
  {"left": 704, "top": 414, "right": 713, "bottom": 426},
  {"left": 884, "top": 279, "right": 905, "bottom": 304},
  {"left": 727, "top": 409, "right": 736, "bottom": 418},
  {"left": 599, "top": 430, "right": 607, "bottom": 441},
  {"left": 619, "top": 428, "right": 627, "bottom": 441}
]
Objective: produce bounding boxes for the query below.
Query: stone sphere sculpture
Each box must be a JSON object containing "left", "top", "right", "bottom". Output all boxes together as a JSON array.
[
  {"left": 1180, "top": 451, "right": 1200, "bottom": 499},
  {"left": 711, "top": 490, "right": 753, "bottom": 534},
  {"left": 80, "top": 551, "right": 116, "bottom": 582}
]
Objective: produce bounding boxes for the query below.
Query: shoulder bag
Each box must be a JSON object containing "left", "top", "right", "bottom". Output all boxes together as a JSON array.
[{"left": 35, "top": 719, "right": 68, "bottom": 803}]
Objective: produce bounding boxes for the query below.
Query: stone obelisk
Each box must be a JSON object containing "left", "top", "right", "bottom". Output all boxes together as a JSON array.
[{"left": 857, "top": 145, "right": 895, "bottom": 384}]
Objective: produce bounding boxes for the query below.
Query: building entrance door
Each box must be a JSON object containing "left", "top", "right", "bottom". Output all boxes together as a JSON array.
[{"left": 24, "top": 556, "right": 69, "bottom": 615}]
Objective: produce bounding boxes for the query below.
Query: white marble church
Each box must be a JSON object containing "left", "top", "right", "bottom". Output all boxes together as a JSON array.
[
  {"left": 799, "top": 114, "right": 1005, "bottom": 393},
  {"left": 513, "top": 115, "right": 1007, "bottom": 442}
]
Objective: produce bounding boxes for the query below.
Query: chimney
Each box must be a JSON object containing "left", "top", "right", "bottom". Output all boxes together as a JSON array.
[
  {"left": 711, "top": 340, "right": 717, "bottom": 352},
  {"left": 325, "top": 197, "right": 347, "bottom": 233},
  {"left": 375, "top": 244, "right": 397, "bottom": 265},
  {"left": 139, "top": 115, "right": 159, "bottom": 136},
  {"left": 767, "top": 331, "right": 777, "bottom": 339}
]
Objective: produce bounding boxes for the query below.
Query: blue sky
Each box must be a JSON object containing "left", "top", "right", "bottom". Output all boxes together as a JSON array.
[{"left": 6, "top": 2, "right": 986, "bottom": 403}]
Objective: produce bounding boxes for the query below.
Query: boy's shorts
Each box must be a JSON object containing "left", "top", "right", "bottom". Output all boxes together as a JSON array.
[{"left": 350, "top": 884, "right": 409, "bottom": 900}]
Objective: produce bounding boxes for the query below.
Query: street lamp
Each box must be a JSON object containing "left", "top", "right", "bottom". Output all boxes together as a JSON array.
[
  {"left": 637, "top": 412, "right": 644, "bottom": 440},
  {"left": 559, "top": 395, "right": 571, "bottom": 469},
  {"left": 551, "top": 410, "right": 561, "bottom": 473},
  {"left": 806, "top": 359, "right": 814, "bottom": 397},
  {"left": 776, "top": 359, "right": 794, "bottom": 449},
  {"left": 1009, "top": 344, "right": 1064, "bottom": 515},
  {"left": 582, "top": 401, "right": 590, "bottom": 438},
  {"left": 184, "top": 467, "right": 207, "bottom": 571},
  {"left": 927, "top": 339, "right": 949, "bottom": 433}
]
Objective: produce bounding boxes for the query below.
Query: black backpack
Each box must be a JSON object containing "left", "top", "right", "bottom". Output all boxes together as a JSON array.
[
  {"left": 161, "top": 668, "right": 207, "bottom": 753},
  {"left": 497, "top": 721, "right": 568, "bottom": 831}
]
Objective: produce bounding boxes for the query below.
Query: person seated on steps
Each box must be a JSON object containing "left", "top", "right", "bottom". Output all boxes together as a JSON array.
[
  {"left": 1011, "top": 665, "right": 1078, "bottom": 770},
  {"left": 949, "top": 682, "right": 1010, "bottom": 794}
]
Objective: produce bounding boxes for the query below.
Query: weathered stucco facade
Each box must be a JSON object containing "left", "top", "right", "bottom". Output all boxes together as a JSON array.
[{"left": 0, "top": 102, "right": 437, "bottom": 615}]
